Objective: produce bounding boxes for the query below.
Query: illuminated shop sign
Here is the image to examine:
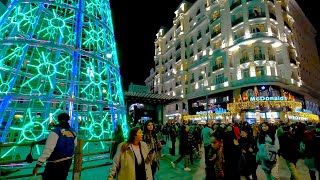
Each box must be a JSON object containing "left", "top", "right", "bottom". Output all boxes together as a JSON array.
[
  {"left": 196, "top": 108, "right": 227, "bottom": 114},
  {"left": 250, "top": 96, "right": 287, "bottom": 101},
  {"left": 288, "top": 116, "right": 308, "bottom": 121},
  {"left": 294, "top": 108, "right": 313, "bottom": 114}
]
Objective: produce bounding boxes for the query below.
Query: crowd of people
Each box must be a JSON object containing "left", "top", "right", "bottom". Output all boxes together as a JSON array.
[
  {"left": 32, "top": 112, "right": 320, "bottom": 180},
  {"left": 108, "top": 120, "right": 320, "bottom": 180}
]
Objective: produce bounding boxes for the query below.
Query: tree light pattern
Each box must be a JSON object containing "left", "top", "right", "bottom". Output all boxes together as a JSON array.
[{"left": 0, "top": 0, "right": 128, "bottom": 159}]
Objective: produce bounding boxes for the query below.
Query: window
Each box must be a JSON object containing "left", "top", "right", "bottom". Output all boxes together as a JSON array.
[
  {"left": 249, "top": 7, "right": 265, "bottom": 19},
  {"left": 190, "top": 38, "right": 193, "bottom": 45},
  {"left": 196, "top": 8, "right": 201, "bottom": 16},
  {"left": 215, "top": 56, "right": 223, "bottom": 66},
  {"left": 254, "top": 46, "right": 262, "bottom": 55},
  {"left": 191, "top": 72, "right": 195, "bottom": 80},
  {"left": 212, "top": 39, "right": 222, "bottom": 50},
  {"left": 197, "top": 44, "right": 202, "bottom": 53},
  {"left": 256, "top": 66, "right": 265, "bottom": 76},
  {"left": 216, "top": 73, "right": 224, "bottom": 85},
  {"left": 190, "top": 50, "right": 194, "bottom": 57},
  {"left": 243, "top": 68, "right": 250, "bottom": 78},
  {"left": 213, "top": 24, "right": 221, "bottom": 33},
  {"left": 197, "top": 31, "right": 202, "bottom": 40},
  {"left": 234, "top": 28, "right": 244, "bottom": 40},
  {"left": 212, "top": 10, "right": 220, "bottom": 21},
  {"left": 251, "top": 24, "right": 265, "bottom": 33},
  {"left": 207, "top": 39, "right": 210, "bottom": 47}
]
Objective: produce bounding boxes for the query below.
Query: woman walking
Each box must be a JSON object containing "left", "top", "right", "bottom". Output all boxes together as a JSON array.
[
  {"left": 108, "top": 126, "right": 153, "bottom": 180},
  {"left": 143, "top": 120, "right": 161, "bottom": 178},
  {"left": 256, "top": 123, "right": 280, "bottom": 180}
]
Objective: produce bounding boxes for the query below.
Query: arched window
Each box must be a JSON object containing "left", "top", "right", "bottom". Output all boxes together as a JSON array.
[
  {"left": 242, "top": 49, "right": 248, "bottom": 58},
  {"left": 254, "top": 46, "right": 262, "bottom": 55}
]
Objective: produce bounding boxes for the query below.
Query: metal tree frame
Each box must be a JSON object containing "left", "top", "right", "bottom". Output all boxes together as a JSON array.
[{"left": 0, "top": 0, "right": 127, "bottom": 159}]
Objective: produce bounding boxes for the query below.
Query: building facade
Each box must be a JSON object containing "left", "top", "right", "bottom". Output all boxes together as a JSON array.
[{"left": 145, "top": 0, "right": 320, "bottom": 123}]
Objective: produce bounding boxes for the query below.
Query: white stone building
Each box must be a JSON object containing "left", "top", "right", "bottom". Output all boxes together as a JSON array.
[{"left": 145, "top": 0, "right": 320, "bottom": 123}]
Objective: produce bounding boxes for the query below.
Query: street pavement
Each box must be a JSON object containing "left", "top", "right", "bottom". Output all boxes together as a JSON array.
[
  {"left": 155, "top": 142, "right": 319, "bottom": 180},
  {"left": 2, "top": 142, "right": 319, "bottom": 180}
]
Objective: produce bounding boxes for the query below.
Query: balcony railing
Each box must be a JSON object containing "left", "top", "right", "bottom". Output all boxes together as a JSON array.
[
  {"left": 212, "top": 63, "right": 224, "bottom": 71},
  {"left": 230, "top": 1, "right": 241, "bottom": 11},
  {"left": 249, "top": 12, "right": 266, "bottom": 19},
  {"left": 254, "top": 54, "right": 266, "bottom": 60},
  {"left": 240, "top": 57, "right": 250, "bottom": 64},
  {"left": 232, "top": 18, "right": 243, "bottom": 27}
]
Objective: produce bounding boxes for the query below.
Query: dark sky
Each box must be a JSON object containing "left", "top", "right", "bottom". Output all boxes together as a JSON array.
[
  {"left": 109, "top": 0, "right": 182, "bottom": 90},
  {"left": 109, "top": 0, "right": 319, "bottom": 91}
]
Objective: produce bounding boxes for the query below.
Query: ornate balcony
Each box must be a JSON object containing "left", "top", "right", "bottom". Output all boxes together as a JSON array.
[
  {"left": 240, "top": 57, "right": 250, "bottom": 64},
  {"left": 232, "top": 18, "right": 243, "bottom": 27},
  {"left": 212, "top": 63, "right": 224, "bottom": 71},
  {"left": 230, "top": 1, "right": 241, "bottom": 11},
  {"left": 249, "top": 12, "right": 266, "bottom": 19},
  {"left": 254, "top": 54, "right": 266, "bottom": 60}
]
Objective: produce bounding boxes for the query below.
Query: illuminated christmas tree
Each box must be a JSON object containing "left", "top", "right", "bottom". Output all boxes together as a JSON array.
[{"left": 0, "top": 0, "right": 127, "bottom": 159}]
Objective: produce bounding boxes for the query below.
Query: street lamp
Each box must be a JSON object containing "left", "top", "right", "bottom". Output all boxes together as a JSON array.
[{"left": 201, "top": 71, "right": 209, "bottom": 122}]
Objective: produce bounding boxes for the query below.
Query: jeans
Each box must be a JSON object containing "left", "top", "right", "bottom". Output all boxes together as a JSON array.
[{"left": 42, "top": 159, "right": 72, "bottom": 180}]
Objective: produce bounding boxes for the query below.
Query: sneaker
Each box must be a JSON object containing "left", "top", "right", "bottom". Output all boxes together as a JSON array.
[
  {"left": 184, "top": 167, "right": 191, "bottom": 171},
  {"left": 171, "top": 162, "right": 176, "bottom": 168}
]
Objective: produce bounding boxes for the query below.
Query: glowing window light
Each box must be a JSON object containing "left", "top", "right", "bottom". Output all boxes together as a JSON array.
[
  {"left": 237, "top": 68, "right": 242, "bottom": 80},
  {"left": 266, "top": 65, "right": 271, "bottom": 76},
  {"left": 250, "top": 66, "right": 256, "bottom": 77}
]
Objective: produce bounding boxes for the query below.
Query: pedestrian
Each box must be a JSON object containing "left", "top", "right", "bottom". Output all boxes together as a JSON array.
[
  {"left": 169, "top": 125, "right": 177, "bottom": 156},
  {"left": 110, "top": 124, "right": 124, "bottom": 160},
  {"left": 256, "top": 123, "right": 280, "bottom": 180},
  {"left": 210, "top": 130, "right": 224, "bottom": 180},
  {"left": 239, "top": 128, "right": 258, "bottom": 180},
  {"left": 108, "top": 126, "right": 153, "bottom": 180},
  {"left": 32, "top": 112, "right": 77, "bottom": 180},
  {"left": 223, "top": 125, "right": 242, "bottom": 180},
  {"left": 171, "top": 125, "right": 192, "bottom": 171},
  {"left": 278, "top": 126, "right": 301, "bottom": 180},
  {"left": 143, "top": 120, "right": 162, "bottom": 179},
  {"left": 201, "top": 121, "right": 214, "bottom": 178}
]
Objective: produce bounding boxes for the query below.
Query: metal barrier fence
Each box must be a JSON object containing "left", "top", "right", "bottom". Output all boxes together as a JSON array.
[{"left": 0, "top": 139, "right": 112, "bottom": 180}]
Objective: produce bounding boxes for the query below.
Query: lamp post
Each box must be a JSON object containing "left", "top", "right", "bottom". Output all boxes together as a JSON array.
[{"left": 201, "top": 71, "right": 209, "bottom": 122}]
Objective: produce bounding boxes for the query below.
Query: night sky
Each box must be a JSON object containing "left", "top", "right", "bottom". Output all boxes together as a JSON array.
[{"left": 109, "top": 0, "right": 319, "bottom": 91}]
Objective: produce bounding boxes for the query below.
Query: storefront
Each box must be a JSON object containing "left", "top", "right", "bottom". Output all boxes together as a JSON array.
[
  {"left": 183, "top": 108, "right": 233, "bottom": 124},
  {"left": 227, "top": 85, "right": 319, "bottom": 123},
  {"left": 185, "top": 91, "right": 233, "bottom": 123}
]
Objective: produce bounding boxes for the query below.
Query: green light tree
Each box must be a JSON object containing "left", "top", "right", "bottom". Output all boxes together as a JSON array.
[{"left": 0, "top": 0, "right": 127, "bottom": 159}]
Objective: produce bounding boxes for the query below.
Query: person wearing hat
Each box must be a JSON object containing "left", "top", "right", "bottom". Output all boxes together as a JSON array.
[{"left": 32, "top": 112, "right": 77, "bottom": 180}]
